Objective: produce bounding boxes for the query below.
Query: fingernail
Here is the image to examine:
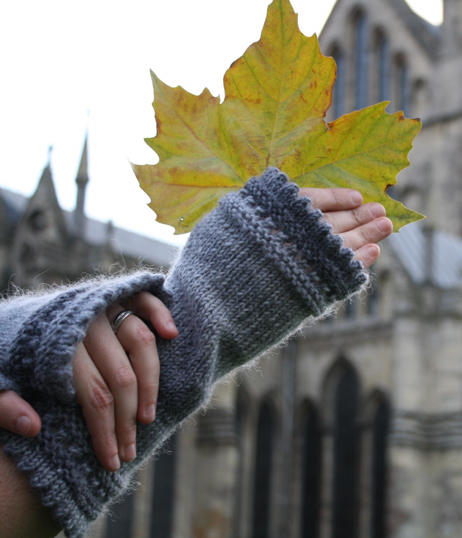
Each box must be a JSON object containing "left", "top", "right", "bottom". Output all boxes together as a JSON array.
[
  {"left": 377, "top": 218, "right": 392, "bottom": 232},
  {"left": 145, "top": 405, "right": 156, "bottom": 422},
  {"left": 368, "top": 245, "right": 379, "bottom": 257},
  {"left": 15, "top": 416, "right": 31, "bottom": 436},
  {"left": 167, "top": 321, "right": 178, "bottom": 333},
  {"left": 110, "top": 455, "right": 120, "bottom": 472},
  {"left": 351, "top": 191, "right": 363, "bottom": 205},
  {"left": 124, "top": 444, "right": 136, "bottom": 461},
  {"left": 371, "top": 204, "right": 385, "bottom": 218}
]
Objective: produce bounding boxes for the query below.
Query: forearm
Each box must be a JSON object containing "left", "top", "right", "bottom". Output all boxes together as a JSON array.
[
  {"left": 0, "top": 448, "right": 60, "bottom": 538},
  {"left": 0, "top": 168, "right": 368, "bottom": 538}
]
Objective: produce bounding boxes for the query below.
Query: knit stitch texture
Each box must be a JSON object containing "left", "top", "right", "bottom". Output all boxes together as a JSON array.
[{"left": 0, "top": 168, "right": 367, "bottom": 537}]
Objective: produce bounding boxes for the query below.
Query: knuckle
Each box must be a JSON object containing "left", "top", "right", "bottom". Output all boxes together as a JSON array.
[
  {"left": 89, "top": 380, "right": 114, "bottom": 411},
  {"left": 351, "top": 207, "right": 363, "bottom": 227},
  {"left": 359, "top": 226, "right": 371, "bottom": 243},
  {"left": 142, "top": 378, "right": 159, "bottom": 397},
  {"left": 331, "top": 189, "right": 344, "bottom": 206},
  {"left": 118, "top": 420, "right": 137, "bottom": 438},
  {"left": 134, "top": 325, "right": 156, "bottom": 347},
  {"left": 94, "top": 431, "right": 117, "bottom": 449},
  {"left": 113, "top": 365, "right": 137, "bottom": 391}
]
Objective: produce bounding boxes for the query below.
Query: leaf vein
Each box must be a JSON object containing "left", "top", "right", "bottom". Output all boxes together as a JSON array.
[{"left": 157, "top": 82, "right": 244, "bottom": 183}]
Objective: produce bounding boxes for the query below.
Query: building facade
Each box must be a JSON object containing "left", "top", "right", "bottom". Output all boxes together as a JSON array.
[
  {"left": 2, "top": 1, "right": 462, "bottom": 538},
  {"left": 0, "top": 141, "right": 176, "bottom": 293}
]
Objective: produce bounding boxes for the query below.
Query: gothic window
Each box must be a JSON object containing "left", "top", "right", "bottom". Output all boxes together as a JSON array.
[
  {"left": 401, "top": 186, "right": 422, "bottom": 214},
  {"left": 28, "top": 209, "right": 47, "bottom": 232},
  {"left": 17, "top": 243, "right": 38, "bottom": 288},
  {"left": 367, "top": 278, "right": 379, "bottom": 317},
  {"left": 332, "top": 364, "right": 360, "bottom": 538},
  {"left": 234, "top": 386, "right": 250, "bottom": 537},
  {"left": 375, "top": 270, "right": 392, "bottom": 320},
  {"left": 252, "top": 400, "right": 276, "bottom": 538},
  {"left": 20, "top": 244, "right": 33, "bottom": 265},
  {"left": 374, "top": 30, "right": 389, "bottom": 102},
  {"left": 149, "top": 433, "right": 178, "bottom": 538},
  {"left": 370, "top": 397, "right": 391, "bottom": 538},
  {"left": 394, "top": 54, "right": 410, "bottom": 116},
  {"left": 300, "top": 403, "right": 322, "bottom": 538},
  {"left": 105, "top": 488, "right": 136, "bottom": 538},
  {"left": 331, "top": 44, "right": 346, "bottom": 119},
  {"left": 344, "top": 297, "right": 357, "bottom": 321},
  {"left": 353, "top": 10, "right": 369, "bottom": 110},
  {"left": 412, "top": 78, "right": 428, "bottom": 118}
]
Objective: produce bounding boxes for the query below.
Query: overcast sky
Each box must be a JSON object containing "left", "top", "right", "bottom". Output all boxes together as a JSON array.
[{"left": 0, "top": 0, "right": 443, "bottom": 245}]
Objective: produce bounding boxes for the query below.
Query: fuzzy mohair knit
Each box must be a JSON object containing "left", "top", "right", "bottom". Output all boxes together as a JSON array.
[{"left": 0, "top": 168, "right": 368, "bottom": 537}]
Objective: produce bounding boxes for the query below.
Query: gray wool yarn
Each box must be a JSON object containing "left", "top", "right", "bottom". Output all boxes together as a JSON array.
[{"left": 0, "top": 168, "right": 367, "bottom": 537}]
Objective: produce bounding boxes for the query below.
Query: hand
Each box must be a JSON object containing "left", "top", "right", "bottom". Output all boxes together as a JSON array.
[
  {"left": 300, "top": 188, "right": 393, "bottom": 268},
  {"left": 0, "top": 292, "right": 178, "bottom": 473},
  {"left": 0, "top": 391, "right": 42, "bottom": 438}
]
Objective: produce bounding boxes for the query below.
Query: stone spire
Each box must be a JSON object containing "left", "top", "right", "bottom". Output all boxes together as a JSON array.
[
  {"left": 33, "top": 146, "right": 59, "bottom": 209},
  {"left": 74, "top": 135, "right": 89, "bottom": 240}
]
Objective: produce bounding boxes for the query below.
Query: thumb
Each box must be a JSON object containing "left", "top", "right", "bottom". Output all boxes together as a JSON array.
[{"left": 0, "top": 391, "right": 41, "bottom": 437}]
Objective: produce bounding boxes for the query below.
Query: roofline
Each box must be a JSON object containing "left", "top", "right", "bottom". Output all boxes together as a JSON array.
[
  {"left": 320, "top": 0, "right": 441, "bottom": 60},
  {"left": 384, "top": 0, "right": 440, "bottom": 59},
  {"left": 0, "top": 185, "right": 180, "bottom": 250}
]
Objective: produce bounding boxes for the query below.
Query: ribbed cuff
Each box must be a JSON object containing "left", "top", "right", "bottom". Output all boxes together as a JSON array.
[
  {"left": 222, "top": 167, "right": 368, "bottom": 315},
  {"left": 0, "top": 372, "right": 18, "bottom": 392},
  {"left": 0, "top": 272, "right": 167, "bottom": 538}
]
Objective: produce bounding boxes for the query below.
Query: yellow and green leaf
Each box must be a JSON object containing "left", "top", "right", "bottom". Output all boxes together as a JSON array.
[{"left": 132, "top": 0, "right": 424, "bottom": 234}]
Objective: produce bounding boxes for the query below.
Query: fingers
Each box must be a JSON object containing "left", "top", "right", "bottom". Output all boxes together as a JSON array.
[
  {"left": 354, "top": 244, "right": 381, "bottom": 269},
  {"left": 341, "top": 216, "right": 393, "bottom": 254},
  {"left": 73, "top": 343, "right": 120, "bottom": 472},
  {"left": 123, "top": 292, "right": 178, "bottom": 340},
  {"left": 0, "top": 391, "right": 41, "bottom": 438},
  {"left": 84, "top": 315, "right": 138, "bottom": 465},
  {"left": 116, "top": 315, "right": 160, "bottom": 425},
  {"left": 300, "top": 187, "right": 363, "bottom": 212},
  {"left": 75, "top": 295, "right": 176, "bottom": 472},
  {"left": 300, "top": 188, "right": 391, "bottom": 269},
  {"left": 323, "top": 203, "right": 386, "bottom": 234}
]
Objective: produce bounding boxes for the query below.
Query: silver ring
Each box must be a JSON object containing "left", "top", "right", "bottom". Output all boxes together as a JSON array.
[{"left": 112, "top": 310, "right": 134, "bottom": 335}]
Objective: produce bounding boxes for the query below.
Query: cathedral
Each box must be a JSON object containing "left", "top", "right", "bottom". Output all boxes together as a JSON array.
[
  {"left": 0, "top": 140, "right": 175, "bottom": 291},
  {"left": 1, "top": 1, "right": 462, "bottom": 537}
]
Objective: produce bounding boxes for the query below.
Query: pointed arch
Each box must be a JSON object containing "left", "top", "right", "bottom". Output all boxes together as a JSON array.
[
  {"left": 323, "top": 357, "right": 360, "bottom": 422},
  {"left": 363, "top": 390, "right": 391, "bottom": 538},
  {"left": 251, "top": 395, "right": 278, "bottom": 538},
  {"left": 367, "top": 275, "right": 380, "bottom": 317},
  {"left": 351, "top": 8, "right": 369, "bottom": 110},
  {"left": 233, "top": 382, "right": 252, "bottom": 537},
  {"left": 236, "top": 382, "right": 252, "bottom": 437},
  {"left": 374, "top": 28, "right": 390, "bottom": 103},
  {"left": 372, "top": 270, "right": 392, "bottom": 319},
  {"left": 366, "top": 268, "right": 391, "bottom": 319},
  {"left": 297, "top": 399, "right": 322, "bottom": 538},
  {"left": 324, "top": 358, "right": 361, "bottom": 538},
  {"left": 149, "top": 432, "right": 178, "bottom": 538},
  {"left": 330, "top": 43, "right": 346, "bottom": 119},
  {"left": 394, "top": 53, "right": 410, "bottom": 116}
]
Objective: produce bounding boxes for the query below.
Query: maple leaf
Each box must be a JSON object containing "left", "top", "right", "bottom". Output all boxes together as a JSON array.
[{"left": 132, "top": 0, "right": 424, "bottom": 234}]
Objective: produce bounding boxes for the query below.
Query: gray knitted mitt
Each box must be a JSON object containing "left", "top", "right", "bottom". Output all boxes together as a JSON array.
[{"left": 0, "top": 168, "right": 367, "bottom": 537}]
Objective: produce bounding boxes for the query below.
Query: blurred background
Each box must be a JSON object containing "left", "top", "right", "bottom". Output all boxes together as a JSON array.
[{"left": 3, "top": 1, "right": 462, "bottom": 538}]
